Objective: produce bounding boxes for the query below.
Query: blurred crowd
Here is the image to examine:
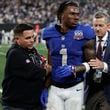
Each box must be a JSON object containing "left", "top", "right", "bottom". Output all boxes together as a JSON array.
[
  {"left": 0, "top": 0, "right": 109, "bottom": 26},
  {"left": 0, "top": 0, "right": 109, "bottom": 45}
]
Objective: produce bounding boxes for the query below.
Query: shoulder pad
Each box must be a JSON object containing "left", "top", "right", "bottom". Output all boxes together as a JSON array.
[
  {"left": 82, "top": 24, "right": 95, "bottom": 39},
  {"left": 42, "top": 25, "right": 60, "bottom": 40}
]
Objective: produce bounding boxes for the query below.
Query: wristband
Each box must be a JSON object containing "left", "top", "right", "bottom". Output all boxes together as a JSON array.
[{"left": 82, "top": 62, "right": 90, "bottom": 73}]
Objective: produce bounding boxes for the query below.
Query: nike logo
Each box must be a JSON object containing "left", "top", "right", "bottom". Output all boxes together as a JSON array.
[{"left": 76, "top": 89, "right": 82, "bottom": 91}]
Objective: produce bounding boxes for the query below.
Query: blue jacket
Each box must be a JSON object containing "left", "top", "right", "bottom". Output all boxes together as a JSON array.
[{"left": 103, "top": 31, "right": 110, "bottom": 104}]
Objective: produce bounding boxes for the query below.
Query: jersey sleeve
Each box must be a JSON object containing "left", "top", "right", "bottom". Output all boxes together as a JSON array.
[{"left": 41, "top": 25, "right": 60, "bottom": 40}]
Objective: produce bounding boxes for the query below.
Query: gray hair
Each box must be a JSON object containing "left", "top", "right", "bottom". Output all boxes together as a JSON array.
[{"left": 93, "top": 11, "right": 110, "bottom": 23}]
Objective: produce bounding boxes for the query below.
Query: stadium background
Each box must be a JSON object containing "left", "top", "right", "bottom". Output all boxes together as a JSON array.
[{"left": 0, "top": 0, "right": 110, "bottom": 109}]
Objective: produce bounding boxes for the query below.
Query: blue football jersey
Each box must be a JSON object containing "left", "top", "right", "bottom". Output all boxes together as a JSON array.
[{"left": 42, "top": 23, "right": 95, "bottom": 84}]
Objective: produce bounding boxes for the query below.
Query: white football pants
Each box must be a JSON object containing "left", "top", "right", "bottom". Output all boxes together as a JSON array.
[{"left": 46, "top": 82, "right": 84, "bottom": 110}]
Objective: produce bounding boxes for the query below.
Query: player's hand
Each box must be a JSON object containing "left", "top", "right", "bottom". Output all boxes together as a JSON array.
[
  {"left": 44, "top": 64, "right": 52, "bottom": 75},
  {"left": 52, "top": 65, "right": 75, "bottom": 83},
  {"left": 40, "top": 88, "right": 48, "bottom": 108}
]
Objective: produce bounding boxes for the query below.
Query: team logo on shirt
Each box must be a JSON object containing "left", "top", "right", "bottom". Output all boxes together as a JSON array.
[
  {"left": 26, "top": 59, "right": 31, "bottom": 63},
  {"left": 73, "top": 30, "right": 84, "bottom": 40}
]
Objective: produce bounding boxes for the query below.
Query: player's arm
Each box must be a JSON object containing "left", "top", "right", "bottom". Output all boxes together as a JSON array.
[
  {"left": 43, "top": 41, "right": 52, "bottom": 88},
  {"left": 47, "top": 49, "right": 52, "bottom": 65},
  {"left": 44, "top": 41, "right": 52, "bottom": 65},
  {"left": 74, "top": 39, "right": 96, "bottom": 74}
]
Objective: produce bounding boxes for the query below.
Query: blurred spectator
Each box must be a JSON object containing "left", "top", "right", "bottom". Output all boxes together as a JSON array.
[{"left": 0, "top": 0, "right": 109, "bottom": 26}]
